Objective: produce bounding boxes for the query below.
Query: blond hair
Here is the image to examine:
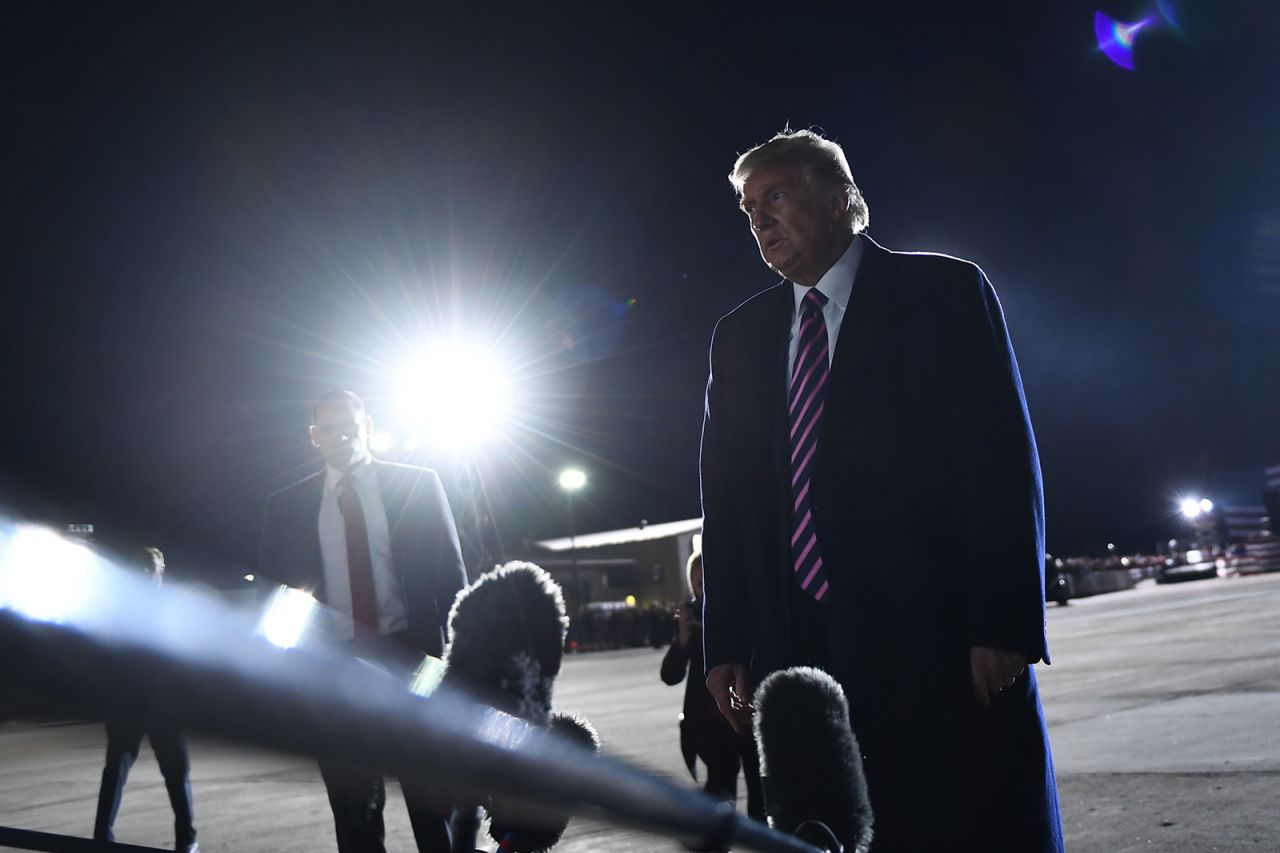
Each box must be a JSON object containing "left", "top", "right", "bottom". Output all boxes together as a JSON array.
[
  {"left": 686, "top": 550, "right": 703, "bottom": 598},
  {"left": 729, "top": 128, "right": 869, "bottom": 233}
]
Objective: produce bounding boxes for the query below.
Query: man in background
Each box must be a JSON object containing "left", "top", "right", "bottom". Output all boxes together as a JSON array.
[
  {"left": 660, "top": 550, "right": 764, "bottom": 819},
  {"left": 93, "top": 545, "right": 198, "bottom": 853},
  {"left": 259, "top": 389, "right": 468, "bottom": 853}
]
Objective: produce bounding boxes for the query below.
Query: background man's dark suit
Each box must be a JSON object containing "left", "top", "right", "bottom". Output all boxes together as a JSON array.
[
  {"left": 259, "top": 459, "right": 467, "bottom": 658},
  {"left": 701, "top": 236, "right": 1062, "bottom": 851},
  {"left": 258, "top": 458, "right": 467, "bottom": 852},
  {"left": 660, "top": 596, "right": 764, "bottom": 820}
]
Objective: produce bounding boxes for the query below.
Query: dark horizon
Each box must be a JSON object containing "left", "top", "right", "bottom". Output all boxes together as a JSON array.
[{"left": 4, "top": 2, "right": 1279, "bottom": 582}]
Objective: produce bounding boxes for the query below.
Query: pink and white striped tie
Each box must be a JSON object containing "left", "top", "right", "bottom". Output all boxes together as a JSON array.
[{"left": 788, "top": 288, "right": 830, "bottom": 602}]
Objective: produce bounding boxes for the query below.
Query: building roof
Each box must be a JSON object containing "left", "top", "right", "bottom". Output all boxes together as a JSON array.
[{"left": 533, "top": 517, "right": 703, "bottom": 552}]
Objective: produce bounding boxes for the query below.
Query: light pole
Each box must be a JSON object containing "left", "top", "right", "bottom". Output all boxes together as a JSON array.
[{"left": 558, "top": 468, "right": 587, "bottom": 620}]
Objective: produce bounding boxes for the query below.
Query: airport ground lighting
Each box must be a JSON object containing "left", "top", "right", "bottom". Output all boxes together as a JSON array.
[
  {"left": 558, "top": 468, "right": 587, "bottom": 492},
  {"left": 1179, "top": 497, "right": 1214, "bottom": 520}
]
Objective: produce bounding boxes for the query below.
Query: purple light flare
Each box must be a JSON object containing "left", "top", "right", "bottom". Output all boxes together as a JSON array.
[{"left": 1095, "top": 11, "right": 1151, "bottom": 70}]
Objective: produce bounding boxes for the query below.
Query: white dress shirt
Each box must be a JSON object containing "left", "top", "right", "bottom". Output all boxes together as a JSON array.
[
  {"left": 317, "top": 459, "right": 409, "bottom": 638},
  {"left": 787, "top": 235, "right": 863, "bottom": 379}
]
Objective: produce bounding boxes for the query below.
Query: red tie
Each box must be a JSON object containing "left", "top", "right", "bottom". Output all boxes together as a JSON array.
[{"left": 338, "top": 475, "right": 379, "bottom": 635}]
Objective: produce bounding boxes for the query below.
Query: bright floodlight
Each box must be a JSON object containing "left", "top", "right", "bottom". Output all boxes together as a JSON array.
[
  {"left": 369, "top": 431, "right": 395, "bottom": 454},
  {"left": 397, "top": 340, "right": 510, "bottom": 450},
  {"left": 1199, "top": 498, "right": 1213, "bottom": 513},
  {"left": 559, "top": 468, "right": 587, "bottom": 491},
  {"left": 1180, "top": 498, "right": 1202, "bottom": 519}
]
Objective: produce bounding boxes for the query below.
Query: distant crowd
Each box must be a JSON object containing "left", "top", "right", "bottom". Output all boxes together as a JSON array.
[{"left": 568, "top": 601, "right": 677, "bottom": 652}]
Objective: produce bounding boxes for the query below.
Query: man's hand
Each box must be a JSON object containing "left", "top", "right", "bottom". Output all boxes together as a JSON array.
[
  {"left": 706, "top": 663, "right": 755, "bottom": 735},
  {"left": 970, "top": 645, "right": 1027, "bottom": 708},
  {"left": 675, "top": 601, "right": 701, "bottom": 648}
]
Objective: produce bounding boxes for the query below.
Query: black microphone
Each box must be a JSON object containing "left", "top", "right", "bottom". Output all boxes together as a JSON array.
[
  {"left": 444, "top": 561, "right": 602, "bottom": 852},
  {"left": 485, "top": 711, "right": 601, "bottom": 852},
  {"left": 443, "top": 560, "right": 570, "bottom": 725},
  {"left": 752, "top": 666, "right": 874, "bottom": 853}
]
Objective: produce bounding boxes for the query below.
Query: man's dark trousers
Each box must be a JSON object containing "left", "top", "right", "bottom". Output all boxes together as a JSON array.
[{"left": 93, "top": 720, "right": 195, "bottom": 847}]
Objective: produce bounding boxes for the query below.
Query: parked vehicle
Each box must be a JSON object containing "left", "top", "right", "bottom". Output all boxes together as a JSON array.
[
  {"left": 1154, "top": 556, "right": 1219, "bottom": 584},
  {"left": 1045, "top": 557, "right": 1137, "bottom": 604},
  {"left": 1046, "top": 568, "right": 1071, "bottom": 606}
]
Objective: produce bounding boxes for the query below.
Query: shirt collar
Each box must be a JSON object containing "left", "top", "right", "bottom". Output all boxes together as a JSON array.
[
  {"left": 324, "top": 457, "right": 373, "bottom": 493},
  {"left": 792, "top": 234, "right": 862, "bottom": 318}
]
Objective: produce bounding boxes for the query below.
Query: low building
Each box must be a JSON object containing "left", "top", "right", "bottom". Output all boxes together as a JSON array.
[{"left": 528, "top": 517, "right": 702, "bottom": 609}]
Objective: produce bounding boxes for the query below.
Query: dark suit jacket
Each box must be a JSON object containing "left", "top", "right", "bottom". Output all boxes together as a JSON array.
[
  {"left": 700, "top": 236, "right": 1061, "bottom": 851},
  {"left": 258, "top": 460, "right": 468, "bottom": 658},
  {"left": 659, "top": 602, "right": 746, "bottom": 780}
]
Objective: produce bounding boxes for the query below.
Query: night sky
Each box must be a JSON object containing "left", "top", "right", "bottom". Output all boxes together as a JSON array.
[{"left": 4, "top": 2, "right": 1279, "bottom": 582}]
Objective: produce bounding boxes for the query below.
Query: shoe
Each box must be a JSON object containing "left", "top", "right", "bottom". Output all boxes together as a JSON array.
[{"left": 176, "top": 843, "right": 198, "bottom": 853}]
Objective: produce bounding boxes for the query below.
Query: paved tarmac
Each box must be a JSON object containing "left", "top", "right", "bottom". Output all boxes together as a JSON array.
[{"left": 2, "top": 573, "right": 1278, "bottom": 851}]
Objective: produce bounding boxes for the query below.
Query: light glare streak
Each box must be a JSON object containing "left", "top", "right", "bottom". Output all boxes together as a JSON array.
[
  {"left": 256, "top": 586, "right": 319, "bottom": 649},
  {"left": 0, "top": 525, "right": 101, "bottom": 623}
]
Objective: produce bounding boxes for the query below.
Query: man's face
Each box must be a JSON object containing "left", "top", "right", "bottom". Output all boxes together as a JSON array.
[
  {"left": 309, "top": 400, "right": 373, "bottom": 472},
  {"left": 739, "top": 161, "right": 845, "bottom": 287}
]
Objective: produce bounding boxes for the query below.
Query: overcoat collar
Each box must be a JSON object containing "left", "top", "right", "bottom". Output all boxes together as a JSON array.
[
  {"left": 766, "top": 233, "right": 895, "bottom": 396},
  {"left": 828, "top": 234, "right": 894, "bottom": 395}
]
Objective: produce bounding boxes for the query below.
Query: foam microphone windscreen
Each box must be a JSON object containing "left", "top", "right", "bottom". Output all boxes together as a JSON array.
[
  {"left": 485, "top": 711, "right": 602, "bottom": 852},
  {"left": 444, "top": 561, "right": 569, "bottom": 725},
  {"left": 753, "top": 667, "right": 873, "bottom": 853}
]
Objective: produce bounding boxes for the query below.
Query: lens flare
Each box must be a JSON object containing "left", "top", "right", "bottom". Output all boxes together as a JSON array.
[
  {"left": 369, "top": 430, "right": 395, "bottom": 454},
  {"left": 549, "top": 284, "right": 632, "bottom": 362},
  {"left": 1095, "top": 11, "right": 1151, "bottom": 70},
  {"left": 1198, "top": 211, "right": 1280, "bottom": 329},
  {"left": 1156, "top": 0, "right": 1181, "bottom": 31}
]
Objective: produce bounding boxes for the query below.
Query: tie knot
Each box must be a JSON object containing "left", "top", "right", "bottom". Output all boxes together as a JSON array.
[
  {"left": 801, "top": 288, "right": 828, "bottom": 315},
  {"left": 338, "top": 475, "right": 358, "bottom": 502}
]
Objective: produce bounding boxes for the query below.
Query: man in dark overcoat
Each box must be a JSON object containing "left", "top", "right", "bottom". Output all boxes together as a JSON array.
[{"left": 700, "top": 128, "right": 1063, "bottom": 852}]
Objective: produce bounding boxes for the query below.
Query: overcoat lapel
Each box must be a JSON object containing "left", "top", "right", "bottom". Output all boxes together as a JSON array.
[
  {"left": 299, "top": 472, "right": 327, "bottom": 600},
  {"left": 767, "top": 284, "right": 797, "bottom": 539},
  {"left": 826, "top": 235, "right": 894, "bottom": 401}
]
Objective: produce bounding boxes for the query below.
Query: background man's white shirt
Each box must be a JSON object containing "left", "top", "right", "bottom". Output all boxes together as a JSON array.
[{"left": 317, "top": 459, "right": 409, "bottom": 638}]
